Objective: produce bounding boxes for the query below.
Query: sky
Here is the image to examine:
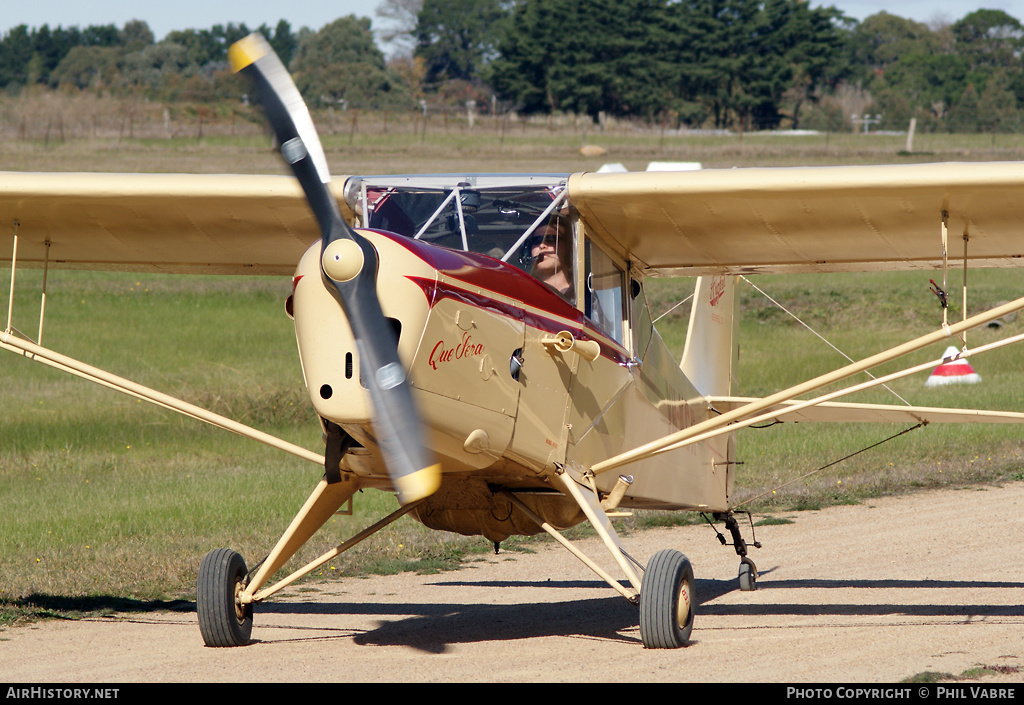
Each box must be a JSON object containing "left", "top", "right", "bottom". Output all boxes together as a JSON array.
[
  {"left": 2, "top": 1, "right": 1022, "bottom": 46},
  {"left": 819, "top": 0, "right": 1021, "bottom": 25}
]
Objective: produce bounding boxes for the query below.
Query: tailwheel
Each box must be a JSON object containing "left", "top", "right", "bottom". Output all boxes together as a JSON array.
[
  {"left": 708, "top": 511, "right": 762, "bottom": 592},
  {"left": 738, "top": 556, "right": 758, "bottom": 591},
  {"left": 197, "top": 548, "right": 253, "bottom": 647},
  {"left": 639, "top": 549, "right": 695, "bottom": 648}
]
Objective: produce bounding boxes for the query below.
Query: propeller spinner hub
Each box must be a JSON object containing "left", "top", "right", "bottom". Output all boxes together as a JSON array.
[{"left": 321, "top": 239, "right": 365, "bottom": 283}]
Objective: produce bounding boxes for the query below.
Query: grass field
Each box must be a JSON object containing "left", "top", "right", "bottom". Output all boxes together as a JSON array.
[{"left": 2, "top": 125, "right": 1023, "bottom": 628}]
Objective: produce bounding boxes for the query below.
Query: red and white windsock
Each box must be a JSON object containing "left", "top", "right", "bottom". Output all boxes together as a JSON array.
[{"left": 925, "top": 346, "right": 981, "bottom": 387}]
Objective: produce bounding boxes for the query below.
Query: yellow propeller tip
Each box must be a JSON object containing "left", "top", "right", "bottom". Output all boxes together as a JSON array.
[
  {"left": 228, "top": 33, "right": 271, "bottom": 73},
  {"left": 395, "top": 463, "right": 442, "bottom": 505}
]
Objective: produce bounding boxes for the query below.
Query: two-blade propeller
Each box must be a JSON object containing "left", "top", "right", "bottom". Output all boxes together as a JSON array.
[{"left": 229, "top": 34, "right": 440, "bottom": 504}]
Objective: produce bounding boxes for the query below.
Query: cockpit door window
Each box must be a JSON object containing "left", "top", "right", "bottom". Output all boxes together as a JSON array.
[{"left": 584, "top": 240, "right": 625, "bottom": 345}]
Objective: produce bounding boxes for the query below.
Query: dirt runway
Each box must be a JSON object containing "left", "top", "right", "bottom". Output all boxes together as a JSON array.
[{"left": 4, "top": 482, "right": 1024, "bottom": 683}]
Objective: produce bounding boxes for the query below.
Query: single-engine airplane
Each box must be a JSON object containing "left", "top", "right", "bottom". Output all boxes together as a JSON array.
[{"left": 4, "top": 34, "right": 1024, "bottom": 649}]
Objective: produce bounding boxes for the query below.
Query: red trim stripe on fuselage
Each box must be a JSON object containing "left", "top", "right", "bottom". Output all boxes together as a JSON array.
[{"left": 368, "top": 229, "right": 631, "bottom": 366}]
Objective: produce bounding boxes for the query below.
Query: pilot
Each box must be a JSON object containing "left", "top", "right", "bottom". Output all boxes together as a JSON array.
[{"left": 525, "top": 215, "right": 574, "bottom": 302}]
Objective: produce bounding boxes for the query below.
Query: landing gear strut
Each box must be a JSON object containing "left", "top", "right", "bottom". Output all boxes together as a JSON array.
[{"left": 709, "top": 511, "right": 761, "bottom": 591}]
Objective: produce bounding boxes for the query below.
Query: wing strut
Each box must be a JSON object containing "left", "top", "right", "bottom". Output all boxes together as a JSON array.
[
  {"left": 3, "top": 218, "right": 324, "bottom": 468},
  {"left": 0, "top": 332, "right": 325, "bottom": 466},
  {"left": 5, "top": 220, "right": 16, "bottom": 335},
  {"left": 591, "top": 295, "right": 1024, "bottom": 476},
  {"left": 933, "top": 210, "right": 972, "bottom": 349}
]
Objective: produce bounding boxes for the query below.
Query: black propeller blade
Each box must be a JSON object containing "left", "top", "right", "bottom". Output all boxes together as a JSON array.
[{"left": 229, "top": 34, "right": 440, "bottom": 504}]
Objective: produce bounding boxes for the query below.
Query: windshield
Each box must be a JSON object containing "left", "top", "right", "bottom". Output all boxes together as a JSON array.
[{"left": 345, "top": 175, "right": 569, "bottom": 268}]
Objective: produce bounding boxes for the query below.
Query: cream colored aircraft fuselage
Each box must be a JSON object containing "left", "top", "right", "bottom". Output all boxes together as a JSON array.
[{"left": 291, "top": 194, "right": 737, "bottom": 544}]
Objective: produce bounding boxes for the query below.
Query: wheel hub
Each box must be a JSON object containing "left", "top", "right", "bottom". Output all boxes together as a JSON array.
[
  {"left": 677, "top": 580, "right": 692, "bottom": 628},
  {"left": 233, "top": 578, "right": 247, "bottom": 623}
]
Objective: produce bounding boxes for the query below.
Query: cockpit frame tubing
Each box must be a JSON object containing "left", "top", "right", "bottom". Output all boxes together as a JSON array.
[
  {"left": 413, "top": 189, "right": 459, "bottom": 241},
  {"left": 500, "top": 189, "right": 568, "bottom": 263}
]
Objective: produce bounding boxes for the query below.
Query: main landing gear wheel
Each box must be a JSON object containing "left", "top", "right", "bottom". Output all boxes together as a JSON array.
[
  {"left": 738, "top": 556, "right": 758, "bottom": 591},
  {"left": 639, "top": 549, "right": 695, "bottom": 649},
  {"left": 197, "top": 548, "right": 253, "bottom": 647}
]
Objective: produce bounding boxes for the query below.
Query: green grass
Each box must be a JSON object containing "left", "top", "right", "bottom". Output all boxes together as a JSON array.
[{"left": 3, "top": 128, "right": 1024, "bottom": 629}]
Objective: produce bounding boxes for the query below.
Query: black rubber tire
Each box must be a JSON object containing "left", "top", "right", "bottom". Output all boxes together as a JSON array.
[
  {"left": 197, "top": 548, "right": 253, "bottom": 647},
  {"left": 639, "top": 548, "right": 695, "bottom": 648},
  {"left": 738, "top": 557, "right": 757, "bottom": 592}
]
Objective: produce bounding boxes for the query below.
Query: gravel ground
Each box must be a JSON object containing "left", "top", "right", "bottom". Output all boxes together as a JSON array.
[{"left": 3, "top": 482, "right": 1024, "bottom": 683}]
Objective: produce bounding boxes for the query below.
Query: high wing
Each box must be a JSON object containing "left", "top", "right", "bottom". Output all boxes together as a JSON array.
[
  {"left": 567, "top": 162, "right": 1024, "bottom": 276},
  {"left": 0, "top": 172, "right": 354, "bottom": 275},
  {"left": 7, "top": 162, "right": 1024, "bottom": 277}
]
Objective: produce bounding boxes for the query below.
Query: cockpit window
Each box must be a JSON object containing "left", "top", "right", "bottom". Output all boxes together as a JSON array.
[
  {"left": 347, "top": 176, "right": 569, "bottom": 267},
  {"left": 585, "top": 239, "right": 625, "bottom": 344}
]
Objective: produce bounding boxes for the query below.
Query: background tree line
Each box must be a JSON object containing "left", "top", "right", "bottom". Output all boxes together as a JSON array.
[{"left": 1, "top": 1, "right": 1022, "bottom": 134}]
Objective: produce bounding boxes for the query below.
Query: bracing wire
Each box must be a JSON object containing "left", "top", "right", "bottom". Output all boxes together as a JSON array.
[
  {"left": 740, "top": 275, "right": 913, "bottom": 407},
  {"left": 652, "top": 292, "right": 694, "bottom": 324},
  {"left": 732, "top": 423, "right": 924, "bottom": 509}
]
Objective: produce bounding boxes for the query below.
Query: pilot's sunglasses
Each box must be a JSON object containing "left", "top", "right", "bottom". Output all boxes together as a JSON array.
[{"left": 527, "top": 234, "right": 559, "bottom": 249}]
